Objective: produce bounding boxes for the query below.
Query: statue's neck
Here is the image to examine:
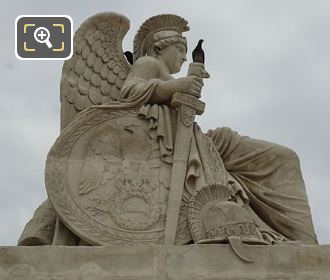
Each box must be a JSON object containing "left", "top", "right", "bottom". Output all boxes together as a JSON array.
[{"left": 156, "top": 57, "right": 171, "bottom": 76}]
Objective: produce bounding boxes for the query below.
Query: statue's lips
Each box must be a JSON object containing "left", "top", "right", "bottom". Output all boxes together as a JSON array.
[
  {"left": 175, "top": 60, "right": 185, "bottom": 71},
  {"left": 179, "top": 60, "right": 185, "bottom": 66}
]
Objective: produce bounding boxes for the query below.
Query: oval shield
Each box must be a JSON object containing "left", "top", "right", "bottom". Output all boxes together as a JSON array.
[{"left": 46, "top": 107, "right": 171, "bottom": 245}]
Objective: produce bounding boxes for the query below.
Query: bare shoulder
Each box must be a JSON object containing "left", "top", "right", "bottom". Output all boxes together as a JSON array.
[{"left": 130, "top": 56, "right": 162, "bottom": 79}]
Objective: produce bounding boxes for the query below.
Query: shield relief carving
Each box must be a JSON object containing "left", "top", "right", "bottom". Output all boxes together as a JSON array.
[{"left": 46, "top": 107, "right": 171, "bottom": 245}]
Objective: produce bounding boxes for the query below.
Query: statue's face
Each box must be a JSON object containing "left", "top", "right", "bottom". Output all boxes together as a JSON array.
[{"left": 158, "top": 43, "right": 187, "bottom": 74}]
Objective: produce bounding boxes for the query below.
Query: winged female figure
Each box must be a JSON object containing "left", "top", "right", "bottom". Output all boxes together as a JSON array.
[{"left": 19, "top": 12, "right": 318, "bottom": 247}]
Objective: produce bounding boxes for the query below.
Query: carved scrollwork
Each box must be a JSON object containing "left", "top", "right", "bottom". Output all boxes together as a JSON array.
[
  {"left": 206, "top": 222, "right": 258, "bottom": 239},
  {"left": 180, "top": 105, "right": 196, "bottom": 127}
]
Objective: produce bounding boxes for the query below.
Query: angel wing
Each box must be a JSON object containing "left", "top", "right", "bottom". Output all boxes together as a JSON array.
[{"left": 60, "top": 12, "right": 131, "bottom": 130}]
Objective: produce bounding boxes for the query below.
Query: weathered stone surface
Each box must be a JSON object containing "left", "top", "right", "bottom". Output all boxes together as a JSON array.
[
  {"left": 20, "top": 12, "right": 318, "bottom": 249},
  {"left": 1, "top": 245, "right": 330, "bottom": 279}
]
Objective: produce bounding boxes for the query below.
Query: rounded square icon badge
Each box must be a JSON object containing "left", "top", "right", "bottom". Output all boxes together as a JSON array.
[{"left": 16, "top": 15, "right": 73, "bottom": 60}]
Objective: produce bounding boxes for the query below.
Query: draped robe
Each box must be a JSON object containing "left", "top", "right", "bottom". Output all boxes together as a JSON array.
[{"left": 118, "top": 76, "right": 318, "bottom": 245}]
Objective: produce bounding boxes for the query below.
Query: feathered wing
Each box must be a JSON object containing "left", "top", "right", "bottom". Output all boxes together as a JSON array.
[{"left": 60, "top": 12, "right": 131, "bottom": 130}]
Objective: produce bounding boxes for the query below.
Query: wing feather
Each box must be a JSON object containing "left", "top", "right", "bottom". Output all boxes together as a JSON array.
[
  {"left": 96, "top": 47, "right": 105, "bottom": 57},
  {"left": 75, "top": 93, "right": 93, "bottom": 111},
  {"left": 101, "top": 94, "right": 112, "bottom": 104},
  {"left": 81, "top": 45, "right": 91, "bottom": 59},
  {"left": 102, "top": 53, "right": 110, "bottom": 63},
  {"left": 75, "top": 57, "right": 86, "bottom": 75},
  {"left": 66, "top": 86, "right": 78, "bottom": 104},
  {"left": 87, "top": 52, "right": 96, "bottom": 67},
  {"left": 115, "top": 78, "right": 124, "bottom": 89},
  {"left": 111, "top": 84, "right": 120, "bottom": 99},
  {"left": 60, "top": 12, "right": 131, "bottom": 130},
  {"left": 108, "top": 59, "right": 116, "bottom": 70},
  {"left": 108, "top": 70, "right": 116, "bottom": 84},
  {"left": 118, "top": 69, "right": 127, "bottom": 80},
  {"left": 101, "top": 80, "right": 111, "bottom": 95},
  {"left": 67, "top": 70, "right": 79, "bottom": 87},
  {"left": 68, "top": 52, "right": 79, "bottom": 70},
  {"left": 113, "top": 64, "right": 121, "bottom": 75},
  {"left": 83, "top": 66, "right": 93, "bottom": 81},
  {"left": 89, "top": 85, "right": 102, "bottom": 105},
  {"left": 94, "top": 30, "right": 104, "bottom": 40},
  {"left": 93, "top": 57, "right": 103, "bottom": 73},
  {"left": 87, "top": 32, "right": 95, "bottom": 45},
  {"left": 76, "top": 40, "right": 87, "bottom": 54},
  {"left": 91, "top": 40, "right": 102, "bottom": 52},
  {"left": 78, "top": 76, "right": 90, "bottom": 95},
  {"left": 100, "top": 64, "right": 109, "bottom": 79},
  {"left": 91, "top": 72, "right": 101, "bottom": 87}
]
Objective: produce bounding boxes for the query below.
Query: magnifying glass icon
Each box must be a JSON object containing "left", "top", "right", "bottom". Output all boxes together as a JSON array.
[{"left": 34, "top": 27, "right": 53, "bottom": 48}]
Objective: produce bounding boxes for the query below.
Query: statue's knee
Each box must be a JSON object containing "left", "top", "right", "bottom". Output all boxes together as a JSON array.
[
  {"left": 207, "top": 127, "right": 238, "bottom": 146},
  {"left": 273, "top": 145, "right": 300, "bottom": 166}
]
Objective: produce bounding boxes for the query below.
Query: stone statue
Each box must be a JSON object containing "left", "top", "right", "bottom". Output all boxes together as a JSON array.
[{"left": 18, "top": 12, "right": 318, "bottom": 252}]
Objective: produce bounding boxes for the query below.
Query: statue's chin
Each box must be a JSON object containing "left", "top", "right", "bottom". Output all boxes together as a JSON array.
[{"left": 170, "top": 67, "right": 181, "bottom": 75}]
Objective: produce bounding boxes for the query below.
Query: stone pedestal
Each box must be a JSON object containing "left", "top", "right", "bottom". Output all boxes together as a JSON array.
[{"left": 1, "top": 244, "right": 329, "bottom": 279}]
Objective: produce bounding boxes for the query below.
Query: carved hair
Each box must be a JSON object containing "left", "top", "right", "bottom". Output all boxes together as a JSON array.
[
  {"left": 152, "top": 36, "right": 187, "bottom": 56},
  {"left": 133, "top": 14, "right": 189, "bottom": 61}
]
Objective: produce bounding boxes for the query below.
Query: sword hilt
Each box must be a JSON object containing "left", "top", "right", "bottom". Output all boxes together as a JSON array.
[
  {"left": 170, "top": 62, "right": 208, "bottom": 116},
  {"left": 171, "top": 92, "right": 205, "bottom": 115}
]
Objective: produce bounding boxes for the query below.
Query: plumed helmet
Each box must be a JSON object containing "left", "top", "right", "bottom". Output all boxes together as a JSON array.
[
  {"left": 188, "top": 184, "right": 267, "bottom": 245},
  {"left": 133, "top": 14, "right": 189, "bottom": 61}
]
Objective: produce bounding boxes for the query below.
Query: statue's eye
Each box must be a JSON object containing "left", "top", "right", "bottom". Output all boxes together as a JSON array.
[{"left": 176, "top": 45, "right": 185, "bottom": 53}]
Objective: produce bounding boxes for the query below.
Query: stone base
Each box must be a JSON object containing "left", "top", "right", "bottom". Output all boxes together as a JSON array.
[{"left": 0, "top": 245, "right": 330, "bottom": 279}]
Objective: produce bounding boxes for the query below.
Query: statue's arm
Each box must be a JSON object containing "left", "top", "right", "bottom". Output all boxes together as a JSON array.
[
  {"left": 150, "top": 77, "right": 203, "bottom": 104},
  {"left": 121, "top": 57, "right": 204, "bottom": 105}
]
